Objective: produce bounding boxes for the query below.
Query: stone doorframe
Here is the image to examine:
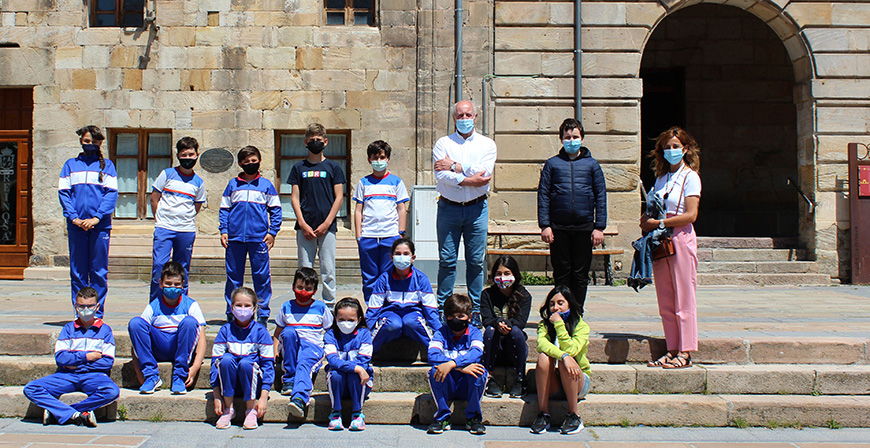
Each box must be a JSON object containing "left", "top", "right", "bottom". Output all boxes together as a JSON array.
[{"left": 635, "top": 0, "right": 828, "bottom": 274}]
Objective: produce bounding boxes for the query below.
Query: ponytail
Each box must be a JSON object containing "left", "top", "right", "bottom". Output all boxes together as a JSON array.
[{"left": 76, "top": 125, "right": 106, "bottom": 183}]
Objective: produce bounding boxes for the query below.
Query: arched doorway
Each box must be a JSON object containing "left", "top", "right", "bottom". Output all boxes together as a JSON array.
[{"left": 640, "top": 4, "right": 800, "bottom": 238}]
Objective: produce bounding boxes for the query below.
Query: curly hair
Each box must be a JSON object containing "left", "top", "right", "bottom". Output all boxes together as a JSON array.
[{"left": 649, "top": 126, "right": 701, "bottom": 178}]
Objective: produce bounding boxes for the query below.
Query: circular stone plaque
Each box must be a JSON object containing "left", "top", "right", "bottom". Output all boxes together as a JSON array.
[{"left": 199, "top": 148, "right": 235, "bottom": 173}]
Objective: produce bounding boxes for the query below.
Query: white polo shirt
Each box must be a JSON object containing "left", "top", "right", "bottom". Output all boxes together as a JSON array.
[{"left": 432, "top": 131, "right": 497, "bottom": 203}]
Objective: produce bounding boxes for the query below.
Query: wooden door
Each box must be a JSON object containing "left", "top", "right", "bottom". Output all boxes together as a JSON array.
[{"left": 0, "top": 132, "right": 31, "bottom": 279}]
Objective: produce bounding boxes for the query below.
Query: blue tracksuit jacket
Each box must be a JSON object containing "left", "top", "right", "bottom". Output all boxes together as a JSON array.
[
  {"left": 210, "top": 320, "right": 276, "bottom": 393},
  {"left": 58, "top": 154, "right": 118, "bottom": 230},
  {"left": 365, "top": 268, "right": 441, "bottom": 331},
  {"left": 54, "top": 318, "right": 116, "bottom": 373},
  {"left": 219, "top": 174, "right": 282, "bottom": 242}
]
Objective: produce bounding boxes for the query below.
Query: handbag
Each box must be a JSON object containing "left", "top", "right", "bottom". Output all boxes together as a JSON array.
[{"left": 650, "top": 171, "right": 687, "bottom": 261}]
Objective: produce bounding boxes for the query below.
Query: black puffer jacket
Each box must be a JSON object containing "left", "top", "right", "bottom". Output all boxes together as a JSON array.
[{"left": 537, "top": 147, "right": 607, "bottom": 231}]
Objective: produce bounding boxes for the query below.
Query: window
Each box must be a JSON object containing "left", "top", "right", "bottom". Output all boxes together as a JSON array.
[
  {"left": 108, "top": 129, "right": 172, "bottom": 219},
  {"left": 275, "top": 131, "right": 349, "bottom": 220},
  {"left": 324, "top": 0, "right": 375, "bottom": 26},
  {"left": 91, "top": 0, "right": 144, "bottom": 27}
]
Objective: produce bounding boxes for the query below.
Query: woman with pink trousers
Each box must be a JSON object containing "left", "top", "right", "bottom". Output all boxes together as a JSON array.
[{"left": 641, "top": 127, "right": 701, "bottom": 369}]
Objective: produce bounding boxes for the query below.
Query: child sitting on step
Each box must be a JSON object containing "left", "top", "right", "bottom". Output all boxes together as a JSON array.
[
  {"left": 211, "top": 287, "right": 275, "bottom": 430},
  {"left": 531, "top": 285, "right": 591, "bottom": 435},
  {"left": 324, "top": 297, "right": 373, "bottom": 431}
]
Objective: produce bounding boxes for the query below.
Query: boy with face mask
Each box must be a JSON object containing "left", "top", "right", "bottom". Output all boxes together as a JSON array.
[
  {"left": 288, "top": 123, "right": 347, "bottom": 306},
  {"left": 272, "top": 267, "right": 334, "bottom": 420},
  {"left": 219, "top": 146, "right": 282, "bottom": 325},
  {"left": 352, "top": 140, "right": 409, "bottom": 303},
  {"left": 149, "top": 137, "right": 206, "bottom": 303},
  {"left": 24, "top": 287, "right": 119, "bottom": 427},
  {"left": 426, "top": 294, "right": 487, "bottom": 435},
  {"left": 128, "top": 262, "right": 207, "bottom": 395}
]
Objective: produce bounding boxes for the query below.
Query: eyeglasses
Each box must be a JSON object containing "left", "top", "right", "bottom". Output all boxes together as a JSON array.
[{"left": 75, "top": 304, "right": 98, "bottom": 311}]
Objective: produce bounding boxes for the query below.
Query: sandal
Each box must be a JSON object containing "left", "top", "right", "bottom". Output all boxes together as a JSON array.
[
  {"left": 647, "top": 352, "right": 674, "bottom": 367},
  {"left": 662, "top": 353, "right": 693, "bottom": 369}
]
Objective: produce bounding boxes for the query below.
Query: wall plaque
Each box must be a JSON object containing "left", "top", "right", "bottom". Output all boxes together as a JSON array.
[{"left": 199, "top": 148, "right": 235, "bottom": 173}]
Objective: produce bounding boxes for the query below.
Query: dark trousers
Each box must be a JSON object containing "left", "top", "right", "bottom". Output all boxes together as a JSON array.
[
  {"left": 482, "top": 325, "right": 528, "bottom": 378},
  {"left": 550, "top": 228, "right": 592, "bottom": 313}
]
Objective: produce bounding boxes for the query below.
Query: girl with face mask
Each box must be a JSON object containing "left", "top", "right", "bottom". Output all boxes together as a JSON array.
[
  {"left": 365, "top": 238, "right": 443, "bottom": 356},
  {"left": 211, "top": 287, "right": 275, "bottom": 430},
  {"left": 58, "top": 125, "right": 118, "bottom": 319},
  {"left": 323, "top": 297, "right": 373, "bottom": 431},
  {"left": 640, "top": 127, "right": 702, "bottom": 370},
  {"left": 479, "top": 255, "right": 533, "bottom": 399}
]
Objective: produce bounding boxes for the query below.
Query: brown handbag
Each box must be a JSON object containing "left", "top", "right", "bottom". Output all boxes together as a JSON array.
[{"left": 652, "top": 237, "right": 675, "bottom": 260}]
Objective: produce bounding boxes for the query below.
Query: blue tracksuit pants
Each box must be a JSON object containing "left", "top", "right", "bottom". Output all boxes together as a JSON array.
[
  {"left": 128, "top": 316, "right": 200, "bottom": 381},
  {"left": 327, "top": 370, "right": 371, "bottom": 412},
  {"left": 23, "top": 371, "right": 119, "bottom": 424},
  {"left": 214, "top": 354, "right": 262, "bottom": 401},
  {"left": 280, "top": 328, "right": 323, "bottom": 403},
  {"left": 150, "top": 228, "right": 196, "bottom": 302},
  {"left": 428, "top": 367, "right": 487, "bottom": 422},
  {"left": 225, "top": 241, "right": 271, "bottom": 319},
  {"left": 371, "top": 310, "right": 433, "bottom": 354},
  {"left": 67, "top": 223, "right": 110, "bottom": 318},
  {"left": 358, "top": 235, "right": 399, "bottom": 302}
]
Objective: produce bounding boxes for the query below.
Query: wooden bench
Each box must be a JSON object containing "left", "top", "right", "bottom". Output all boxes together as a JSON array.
[{"left": 488, "top": 225, "right": 623, "bottom": 286}]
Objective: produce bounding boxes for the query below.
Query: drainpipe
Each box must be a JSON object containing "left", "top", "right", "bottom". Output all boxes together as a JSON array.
[
  {"left": 574, "top": 0, "right": 582, "bottom": 119},
  {"left": 455, "top": 0, "right": 464, "bottom": 102}
]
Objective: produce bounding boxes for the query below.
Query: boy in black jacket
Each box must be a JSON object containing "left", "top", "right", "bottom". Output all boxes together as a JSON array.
[{"left": 537, "top": 118, "right": 607, "bottom": 314}]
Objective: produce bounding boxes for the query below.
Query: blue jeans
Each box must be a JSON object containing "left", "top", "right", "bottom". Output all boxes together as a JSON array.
[{"left": 436, "top": 198, "right": 488, "bottom": 314}]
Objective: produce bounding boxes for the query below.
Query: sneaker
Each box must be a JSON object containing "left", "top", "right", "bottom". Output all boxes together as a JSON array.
[
  {"left": 216, "top": 408, "right": 234, "bottom": 429},
  {"left": 280, "top": 382, "right": 294, "bottom": 396},
  {"left": 139, "top": 376, "right": 163, "bottom": 394},
  {"left": 69, "top": 411, "right": 96, "bottom": 427},
  {"left": 471, "top": 312, "right": 483, "bottom": 329},
  {"left": 427, "top": 418, "right": 450, "bottom": 434},
  {"left": 328, "top": 411, "right": 343, "bottom": 431},
  {"left": 530, "top": 412, "right": 550, "bottom": 434},
  {"left": 484, "top": 378, "right": 502, "bottom": 398},
  {"left": 171, "top": 377, "right": 187, "bottom": 395},
  {"left": 560, "top": 412, "right": 584, "bottom": 434},
  {"left": 243, "top": 408, "right": 258, "bottom": 430},
  {"left": 349, "top": 412, "right": 365, "bottom": 431},
  {"left": 43, "top": 409, "right": 55, "bottom": 426},
  {"left": 508, "top": 377, "right": 524, "bottom": 398},
  {"left": 288, "top": 397, "right": 306, "bottom": 418},
  {"left": 467, "top": 417, "right": 486, "bottom": 435}
]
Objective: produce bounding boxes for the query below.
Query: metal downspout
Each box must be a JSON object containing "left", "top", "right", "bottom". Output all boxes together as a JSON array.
[
  {"left": 455, "top": 0, "right": 464, "bottom": 102},
  {"left": 574, "top": 0, "right": 582, "bottom": 120}
]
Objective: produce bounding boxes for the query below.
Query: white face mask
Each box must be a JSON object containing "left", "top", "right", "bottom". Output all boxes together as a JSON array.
[{"left": 337, "top": 320, "right": 358, "bottom": 334}]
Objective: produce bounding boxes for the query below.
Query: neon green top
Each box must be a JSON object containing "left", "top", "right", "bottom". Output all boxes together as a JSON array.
[{"left": 536, "top": 317, "right": 591, "bottom": 375}]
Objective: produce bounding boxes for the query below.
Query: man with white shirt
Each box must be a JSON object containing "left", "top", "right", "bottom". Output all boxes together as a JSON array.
[{"left": 432, "top": 100, "right": 497, "bottom": 326}]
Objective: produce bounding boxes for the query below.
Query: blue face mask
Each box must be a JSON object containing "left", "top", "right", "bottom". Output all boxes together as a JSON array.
[
  {"left": 664, "top": 148, "right": 685, "bottom": 165},
  {"left": 82, "top": 144, "right": 100, "bottom": 155},
  {"left": 393, "top": 255, "right": 412, "bottom": 271},
  {"left": 559, "top": 310, "right": 571, "bottom": 320},
  {"left": 163, "top": 287, "right": 183, "bottom": 301},
  {"left": 371, "top": 160, "right": 388, "bottom": 172},
  {"left": 455, "top": 118, "right": 474, "bottom": 134},
  {"left": 563, "top": 139, "right": 582, "bottom": 155}
]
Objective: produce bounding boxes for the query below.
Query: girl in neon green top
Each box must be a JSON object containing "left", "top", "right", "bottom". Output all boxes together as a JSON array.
[{"left": 532, "top": 285, "right": 590, "bottom": 435}]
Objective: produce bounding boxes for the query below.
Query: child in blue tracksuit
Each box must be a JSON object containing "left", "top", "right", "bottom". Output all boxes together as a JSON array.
[
  {"left": 273, "top": 267, "right": 334, "bottom": 419},
  {"left": 211, "top": 286, "right": 275, "bottom": 430},
  {"left": 353, "top": 140, "right": 409, "bottom": 302},
  {"left": 58, "top": 125, "right": 118, "bottom": 318},
  {"left": 149, "top": 137, "right": 206, "bottom": 302},
  {"left": 24, "top": 287, "right": 119, "bottom": 427},
  {"left": 366, "top": 238, "right": 441, "bottom": 355},
  {"left": 324, "top": 297, "right": 373, "bottom": 431},
  {"left": 128, "top": 262, "right": 207, "bottom": 395},
  {"left": 427, "top": 294, "right": 487, "bottom": 435},
  {"left": 220, "top": 145, "right": 282, "bottom": 325}
]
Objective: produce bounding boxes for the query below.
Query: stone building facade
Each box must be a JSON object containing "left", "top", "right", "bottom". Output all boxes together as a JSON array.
[{"left": 0, "top": 0, "right": 864, "bottom": 282}]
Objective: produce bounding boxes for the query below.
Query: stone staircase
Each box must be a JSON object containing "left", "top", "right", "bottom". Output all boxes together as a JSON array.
[
  {"left": 2, "top": 325, "right": 869, "bottom": 427},
  {"left": 697, "top": 237, "right": 832, "bottom": 286}
]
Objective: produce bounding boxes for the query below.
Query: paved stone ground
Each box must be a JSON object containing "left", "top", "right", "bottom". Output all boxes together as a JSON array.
[
  {"left": 1, "top": 418, "right": 870, "bottom": 447},
  {"left": 2, "top": 278, "right": 869, "bottom": 338}
]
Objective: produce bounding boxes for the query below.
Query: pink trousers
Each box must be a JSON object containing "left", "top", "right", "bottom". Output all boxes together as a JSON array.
[{"left": 652, "top": 222, "right": 699, "bottom": 352}]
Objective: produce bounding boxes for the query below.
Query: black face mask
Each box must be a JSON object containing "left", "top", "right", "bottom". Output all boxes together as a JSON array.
[
  {"left": 447, "top": 317, "right": 469, "bottom": 333},
  {"left": 241, "top": 162, "right": 260, "bottom": 175},
  {"left": 306, "top": 140, "right": 325, "bottom": 154},
  {"left": 82, "top": 144, "right": 100, "bottom": 155},
  {"left": 178, "top": 157, "right": 197, "bottom": 170}
]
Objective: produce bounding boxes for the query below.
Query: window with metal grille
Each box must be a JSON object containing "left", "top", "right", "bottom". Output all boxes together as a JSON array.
[
  {"left": 275, "top": 130, "right": 350, "bottom": 220},
  {"left": 324, "top": 0, "right": 375, "bottom": 26},
  {"left": 108, "top": 129, "right": 172, "bottom": 219},
  {"left": 91, "top": 0, "right": 145, "bottom": 27}
]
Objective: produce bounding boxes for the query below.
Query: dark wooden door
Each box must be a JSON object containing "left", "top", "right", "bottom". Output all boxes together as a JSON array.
[{"left": 0, "top": 88, "right": 33, "bottom": 279}]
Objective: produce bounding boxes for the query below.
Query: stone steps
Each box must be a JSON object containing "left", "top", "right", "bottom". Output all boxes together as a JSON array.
[
  {"left": 3, "top": 387, "right": 870, "bottom": 427},
  {"left": 3, "top": 329, "right": 868, "bottom": 365},
  {"left": 698, "top": 261, "right": 817, "bottom": 274},
  {"left": 697, "top": 237, "right": 799, "bottom": 249},
  {"left": 2, "top": 357, "right": 869, "bottom": 396},
  {"left": 697, "top": 248, "right": 805, "bottom": 262},
  {"left": 697, "top": 273, "right": 832, "bottom": 286}
]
